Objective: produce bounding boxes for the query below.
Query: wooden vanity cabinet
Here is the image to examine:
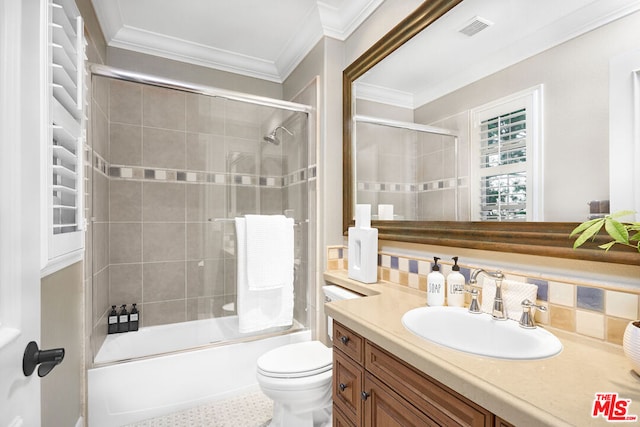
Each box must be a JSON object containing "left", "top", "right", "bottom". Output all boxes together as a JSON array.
[{"left": 332, "top": 321, "right": 513, "bottom": 427}]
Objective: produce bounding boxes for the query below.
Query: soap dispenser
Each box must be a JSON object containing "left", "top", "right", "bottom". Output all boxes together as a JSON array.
[
  {"left": 118, "top": 304, "right": 129, "bottom": 333},
  {"left": 129, "top": 303, "right": 139, "bottom": 331},
  {"left": 427, "top": 257, "right": 445, "bottom": 306},
  {"left": 108, "top": 305, "right": 118, "bottom": 334},
  {"left": 447, "top": 256, "right": 465, "bottom": 307},
  {"left": 348, "top": 204, "right": 378, "bottom": 283}
]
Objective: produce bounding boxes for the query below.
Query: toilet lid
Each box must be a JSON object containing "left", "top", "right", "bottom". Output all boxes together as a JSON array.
[{"left": 257, "top": 341, "right": 332, "bottom": 378}]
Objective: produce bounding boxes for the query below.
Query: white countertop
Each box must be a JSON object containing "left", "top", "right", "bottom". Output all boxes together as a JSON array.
[{"left": 324, "top": 270, "right": 640, "bottom": 426}]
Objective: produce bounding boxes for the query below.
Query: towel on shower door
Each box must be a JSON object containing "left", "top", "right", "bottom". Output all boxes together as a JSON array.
[
  {"left": 245, "top": 214, "right": 294, "bottom": 290},
  {"left": 235, "top": 216, "right": 294, "bottom": 334}
]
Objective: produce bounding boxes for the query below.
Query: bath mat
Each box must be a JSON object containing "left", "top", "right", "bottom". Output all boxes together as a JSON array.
[{"left": 125, "top": 388, "right": 273, "bottom": 427}]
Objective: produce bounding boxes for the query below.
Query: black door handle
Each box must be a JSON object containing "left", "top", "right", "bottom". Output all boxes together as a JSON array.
[{"left": 23, "top": 341, "right": 65, "bottom": 377}]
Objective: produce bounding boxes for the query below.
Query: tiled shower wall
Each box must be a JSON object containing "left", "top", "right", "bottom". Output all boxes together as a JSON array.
[{"left": 90, "top": 75, "right": 313, "bottom": 359}]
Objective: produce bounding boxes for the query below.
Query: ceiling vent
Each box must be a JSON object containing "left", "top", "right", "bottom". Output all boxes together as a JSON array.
[{"left": 458, "top": 16, "right": 493, "bottom": 37}]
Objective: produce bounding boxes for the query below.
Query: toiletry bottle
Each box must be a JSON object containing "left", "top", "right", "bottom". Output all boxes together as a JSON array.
[
  {"left": 447, "top": 256, "right": 465, "bottom": 307},
  {"left": 108, "top": 305, "right": 118, "bottom": 334},
  {"left": 427, "top": 257, "right": 445, "bottom": 306},
  {"left": 129, "top": 303, "right": 139, "bottom": 331},
  {"left": 348, "top": 204, "right": 378, "bottom": 283},
  {"left": 118, "top": 304, "right": 129, "bottom": 333}
]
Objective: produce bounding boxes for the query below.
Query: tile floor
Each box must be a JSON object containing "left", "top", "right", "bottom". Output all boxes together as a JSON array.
[{"left": 126, "top": 388, "right": 273, "bottom": 427}]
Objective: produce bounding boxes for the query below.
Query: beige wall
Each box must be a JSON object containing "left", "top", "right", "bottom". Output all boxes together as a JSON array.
[
  {"left": 107, "top": 47, "right": 283, "bottom": 99},
  {"left": 415, "top": 10, "right": 640, "bottom": 222},
  {"left": 41, "top": 262, "right": 84, "bottom": 427}
]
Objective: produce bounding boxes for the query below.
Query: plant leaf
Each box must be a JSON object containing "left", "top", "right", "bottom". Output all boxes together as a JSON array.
[
  {"left": 630, "top": 232, "right": 640, "bottom": 242},
  {"left": 598, "top": 241, "right": 616, "bottom": 251},
  {"left": 572, "top": 221, "right": 604, "bottom": 249},
  {"left": 570, "top": 218, "right": 602, "bottom": 238},
  {"left": 604, "top": 218, "right": 629, "bottom": 243}
]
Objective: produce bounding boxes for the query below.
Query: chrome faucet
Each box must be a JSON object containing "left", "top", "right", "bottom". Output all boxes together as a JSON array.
[{"left": 468, "top": 269, "right": 507, "bottom": 320}]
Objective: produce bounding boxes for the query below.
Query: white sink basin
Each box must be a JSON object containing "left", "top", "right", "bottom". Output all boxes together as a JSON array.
[{"left": 401, "top": 306, "right": 562, "bottom": 360}]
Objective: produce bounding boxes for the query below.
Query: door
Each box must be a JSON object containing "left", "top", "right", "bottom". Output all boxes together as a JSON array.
[{"left": 0, "top": 0, "right": 45, "bottom": 425}]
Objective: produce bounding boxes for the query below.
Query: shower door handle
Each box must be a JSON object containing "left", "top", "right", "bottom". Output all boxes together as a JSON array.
[{"left": 23, "top": 341, "right": 65, "bottom": 377}]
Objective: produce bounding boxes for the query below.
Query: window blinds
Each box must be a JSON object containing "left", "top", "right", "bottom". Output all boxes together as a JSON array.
[
  {"left": 49, "top": 0, "right": 86, "bottom": 259},
  {"left": 478, "top": 108, "right": 528, "bottom": 221}
]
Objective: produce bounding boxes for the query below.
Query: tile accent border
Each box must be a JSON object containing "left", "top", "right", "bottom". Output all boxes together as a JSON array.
[
  {"left": 92, "top": 151, "right": 316, "bottom": 189},
  {"left": 326, "top": 245, "right": 640, "bottom": 346}
]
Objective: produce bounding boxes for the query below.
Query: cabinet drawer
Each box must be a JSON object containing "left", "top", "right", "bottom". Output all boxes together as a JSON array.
[
  {"left": 334, "top": 349, "right": 363, "bottom": 423},
  {"left": 333, "top": 322, "right": 364, "bottom": 363},
  {"left": 333, "top": 404, "right": 357, "bottom": 427},
  {"left": 365, "top": 342, "right": 493, "bottom": 427}
]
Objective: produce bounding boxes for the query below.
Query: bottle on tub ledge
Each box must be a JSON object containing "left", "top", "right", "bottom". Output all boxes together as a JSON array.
[
  {"left": 129, "top": 303, "right": 139, "bottom": 331},
  {"left": 118, "top": 304, "right": 129, "bottom": 333},
  {"left": 108, "top": 305, "right": 118, "bottom": 334},
  {"left": 427, "top": 257, "right": 445, "bottom": 306}
]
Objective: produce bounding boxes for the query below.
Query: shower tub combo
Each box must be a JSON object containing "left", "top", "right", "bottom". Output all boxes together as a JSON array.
[
  {"left": 87, "top": 66, "right": 315, "bottom": 426},
  {"left": 88, "top": 317, "right": 309, "bottom": 427}
]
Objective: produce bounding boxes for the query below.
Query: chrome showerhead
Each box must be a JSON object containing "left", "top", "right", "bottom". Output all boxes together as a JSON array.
[{"left": 263, "top": 126, "right": 293, "bottom": 146}]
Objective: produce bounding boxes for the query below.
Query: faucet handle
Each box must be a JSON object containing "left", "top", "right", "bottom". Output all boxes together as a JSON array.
[
  {"left": 466, "top": 286, "right": 482, "bottom": 314},
  {"left": 519, "top": 299, "right": 547, "bottom": 329}
]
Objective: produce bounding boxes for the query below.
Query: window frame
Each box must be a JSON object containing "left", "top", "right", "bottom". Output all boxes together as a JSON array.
[{"left": 470, "top": 86, "right": 543, "bottom": 221}]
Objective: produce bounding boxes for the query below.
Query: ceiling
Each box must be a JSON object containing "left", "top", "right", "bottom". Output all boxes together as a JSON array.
[
  {"left": 91, "top": 0, "right": 384, "bottom": 83},
  {"left": 356, "top": 0, "right": 640, "bottom": 108}
]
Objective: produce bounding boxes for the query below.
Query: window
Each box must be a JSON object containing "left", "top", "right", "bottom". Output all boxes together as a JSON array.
[
  {"left": 43, "top": 0, "right": 87, "bottom": 273},
  {"left": 471, "top": 86, "right": 542, "bottom": 221}
]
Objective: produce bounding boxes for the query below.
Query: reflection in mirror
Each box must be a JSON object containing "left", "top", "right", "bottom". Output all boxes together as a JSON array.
[
  {"left": 352, "top": 0, "right": 640, "bottom": 223},
  {"left": 354, "top": 115, "right": 461, "bottom": 221}
]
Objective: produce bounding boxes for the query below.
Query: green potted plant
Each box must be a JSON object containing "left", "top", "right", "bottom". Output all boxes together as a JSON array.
[
  {"left": 571, "top": 210, "right": 640, "bottom": 375},
  {"left": 570, "top": 210, "right": 640, "bottom": 252}
]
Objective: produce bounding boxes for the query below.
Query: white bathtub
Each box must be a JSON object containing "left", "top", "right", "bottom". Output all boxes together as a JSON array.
[{"left": 88, "top": 316, "right": 310, "bottom": 427}]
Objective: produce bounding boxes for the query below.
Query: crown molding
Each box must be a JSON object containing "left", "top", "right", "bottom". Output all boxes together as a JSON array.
[
  {"left": 318, "top": 0, "right": 384, "bottom": 40},
  {"left": 355, "top": 81, "right": 414, "bottom": 109}
]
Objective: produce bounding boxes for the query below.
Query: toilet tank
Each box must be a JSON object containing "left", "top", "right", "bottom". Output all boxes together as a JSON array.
[{"left": 322, "top": 285, "right": 362, "bottom": 340}]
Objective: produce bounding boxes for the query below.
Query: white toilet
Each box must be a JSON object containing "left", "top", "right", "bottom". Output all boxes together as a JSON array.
[
  {"left": 256, "top": 286, "right": 361, "bottom": 426},
  {"left": 256, "top": 340, "right": 333, "bottom": 427}
]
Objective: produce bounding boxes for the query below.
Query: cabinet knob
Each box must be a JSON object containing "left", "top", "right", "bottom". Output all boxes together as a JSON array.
[
  {"left": 340, "top": 335, "right": 350, "bottom": 345},
  {"left": 339, "top": 383, "right": 347, "bottom": 392},
  {"left": 361, "top": 391, "right": 370, "bottom": 401}
]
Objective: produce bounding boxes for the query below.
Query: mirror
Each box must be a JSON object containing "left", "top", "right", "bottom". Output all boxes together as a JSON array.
[{"left": 343, "top": 0, "right": 640, "bottom": 264}]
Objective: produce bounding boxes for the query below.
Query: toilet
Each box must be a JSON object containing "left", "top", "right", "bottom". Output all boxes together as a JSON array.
[
  {"left": 256, "top": 285, "right": 362, "bottom": 426},
  {"left": 256, "top": 340, "right": 333, "bottom": 427}
]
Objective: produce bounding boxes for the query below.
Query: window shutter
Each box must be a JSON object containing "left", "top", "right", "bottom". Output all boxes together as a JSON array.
[
  {"left": 470, "top": 86, "right": 542, "bottom": 222},
  {"left": 46, "top": 0, "right": 86, "bottom": 268},
  {"left": 478, "top": 109, "right": 528, "bottom": 221}
]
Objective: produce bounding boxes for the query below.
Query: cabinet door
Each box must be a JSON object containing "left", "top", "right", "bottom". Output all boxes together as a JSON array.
[
  {"left": 364, "top": 373, "right": 439, "bottom": 427},
  {"left": 334, "top": 349, "right": 363, "bottom": 424},
  {"left": 333, "top": 404, "right": 357, "bottom": 427},
  {"left": 366, "top": 342, "right": 493, "bottom": 426}
]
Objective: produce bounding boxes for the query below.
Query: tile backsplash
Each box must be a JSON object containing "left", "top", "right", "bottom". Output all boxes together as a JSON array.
[{"left": 326, "top": 245, "right": 640, "bottom": 346}]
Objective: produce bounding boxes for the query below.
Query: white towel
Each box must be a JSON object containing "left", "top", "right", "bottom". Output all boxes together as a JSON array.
[
  {"left": 235, "top": 217, "right": 294, "bottom": 334},
  {"left": 481, "top": 279, "right": 538, "bottom": 321},
  {"left": 245, "top": 214, "right": 294, "bottom": 290}
]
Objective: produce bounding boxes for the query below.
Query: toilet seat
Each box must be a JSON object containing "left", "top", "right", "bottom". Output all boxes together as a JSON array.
[{"left": 257, "top": 341, "right": 332, "bottom": 379}]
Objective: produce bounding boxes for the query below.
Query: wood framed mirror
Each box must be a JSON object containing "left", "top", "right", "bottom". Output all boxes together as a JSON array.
[{"left": 343, "top": 0, "right": 639, "bottom": 265}]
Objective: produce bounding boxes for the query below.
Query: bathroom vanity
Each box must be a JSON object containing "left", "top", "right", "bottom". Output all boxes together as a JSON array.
[{"left": 324, "top": 270, "right": 640, "bottom": 426}]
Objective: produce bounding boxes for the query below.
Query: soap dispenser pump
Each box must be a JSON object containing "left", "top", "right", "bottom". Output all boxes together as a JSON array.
[
  {"left": 108, "top": 305, "right": 118, "bottom": 334},
  {"left": 427, "top": 257, "right": 445, "bottom": 306},
  {"left": 447, "top": 256, "right": 465, "bottom": 307},
  {"left": 118, "top": 304, "right": 129, "bottom": 333}
]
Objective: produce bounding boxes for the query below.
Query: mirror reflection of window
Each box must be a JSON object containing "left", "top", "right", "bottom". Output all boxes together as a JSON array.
[{"left": 470, "top": 86, "right": 543, "bottom": 221}]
